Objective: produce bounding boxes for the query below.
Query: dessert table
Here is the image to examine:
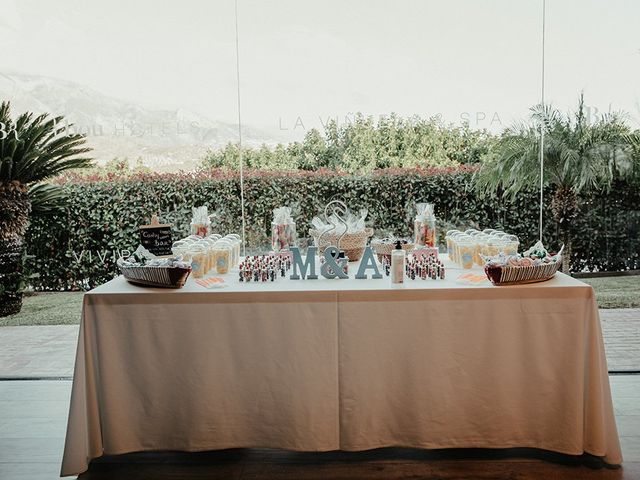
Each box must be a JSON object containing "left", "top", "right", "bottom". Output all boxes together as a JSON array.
[{"left": 61, "top": 258, "right": 622, "bottom": 476}]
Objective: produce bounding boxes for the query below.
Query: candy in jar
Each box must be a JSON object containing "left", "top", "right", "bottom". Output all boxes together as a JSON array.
[
  {"left": 414, "top": 203, "right": 436, "bottom": 247},
  {"left": 271, "top": 206, "right": 297, "bottom": 252},
  {"left": 190, "top": 206, "right": 211, "bottom": 237}
]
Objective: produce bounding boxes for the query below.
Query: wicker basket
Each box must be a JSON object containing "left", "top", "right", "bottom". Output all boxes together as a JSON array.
[
  {"left": 118, "top": 262, "right": 192, "bottom": 288},
  {"left": 370, "top": 239, "right": 415, "bottom": 262},
  {"left": 484, "top": 260, "right": 561, "bottom": 286},
  {"left": 310, "top": 227, "right": 374, "bottom": 262}
]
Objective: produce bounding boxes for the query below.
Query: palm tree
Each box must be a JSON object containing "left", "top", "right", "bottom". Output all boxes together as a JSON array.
[
  {"left": 476, "top": 94, "right": 640, "bottom": 273},
  {"left": 0, "top": 101, "right": 92, "bottom": 316}
]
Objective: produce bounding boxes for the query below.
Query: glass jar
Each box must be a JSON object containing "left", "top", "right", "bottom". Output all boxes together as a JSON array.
[
  {"left": 414, "top": 203, "right": 436, "bottom": 247},
  {"left": 271, "top": 222, "right": 296, "bottom": 252},
  {"left": 190, "top": 222, "right": 210, "bottom": 237}
]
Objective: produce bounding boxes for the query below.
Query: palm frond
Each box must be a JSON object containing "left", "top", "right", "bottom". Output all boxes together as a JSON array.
[
  {"left": 28, "top": 183, "right": 69, "bottom": 215},
  {"left": 0, "top": 102, "right": 93, "bottom": 186},
  {"left": 478, "top": 95, "right": 640, "bottom": 196}
]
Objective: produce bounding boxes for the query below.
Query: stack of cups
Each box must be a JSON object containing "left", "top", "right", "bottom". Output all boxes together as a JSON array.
[
  {"left": 224, "top": 234, "right": 242, "bottom": 268},
  {"left": 170, "top": 232, "right": 243, "bottom": 277},
  {"left": 445, "top": 229, "right": 519, "bottom": 269}
]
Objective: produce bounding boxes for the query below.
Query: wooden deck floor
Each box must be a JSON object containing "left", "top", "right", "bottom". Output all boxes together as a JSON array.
[{"left": 1, "top": 376, "right": 639, "bottom": 480}]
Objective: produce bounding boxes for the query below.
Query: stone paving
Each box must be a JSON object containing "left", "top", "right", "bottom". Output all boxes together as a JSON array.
[
  {"left": 0, "top": 310, "right": 638, "bottom": 377},
  {"left": 600, "top": 309, "right": 640, "bottom": 372},
  {"left": 0, "top": 325, "right": 78, "bottom": 378}
]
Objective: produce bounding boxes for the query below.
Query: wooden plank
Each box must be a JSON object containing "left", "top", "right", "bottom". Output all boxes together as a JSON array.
[{"left": 78, "top": 453, "right": 639, "bottom": 480}]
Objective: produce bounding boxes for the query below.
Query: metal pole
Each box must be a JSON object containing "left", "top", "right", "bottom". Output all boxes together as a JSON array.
[
  {"left": 539, "top": 0, "right": 546, "bottom": 242},
  {"left": 234, "top": 0, "right": 247, "bottom": 255}
]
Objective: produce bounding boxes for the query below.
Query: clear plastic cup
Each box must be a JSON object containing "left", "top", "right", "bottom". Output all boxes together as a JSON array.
[
  {"left": 195, "top": 240, "right": 212, "bottom": 273},
  {"left": 189, "top": 244, "right": 207, "bottom": 278},
  {"left": 205, "top": 237, "right": 220, "bottom": 273},
  {"left": 477, "top": 234, "right": 491, "bottom": 264},
  {"left": 445, "top": 230, "right": 461, "bottom": 258},
  {"left": 451, "top": 234, "right": 470, "bottom": 266},
  {"left": 225, "top": 234, "right": 242, "bottom": 267},
  {"left": 458, "top": 239, "right": 475, "bottom": 269},
  {"left": 503, "top": 235, "right": 519, "bottom": 256},
  {"left": 450, "top": 232, "right": 465, "bottom": 264},
  {"left": 486, "top": 238, "right": 505, "bottom": 257},
  {"left": 171, "top": 240, "right": 186, "bottom": 256},
  {"left": 213, "top": 241, "right": 232, "bottom": 274}
]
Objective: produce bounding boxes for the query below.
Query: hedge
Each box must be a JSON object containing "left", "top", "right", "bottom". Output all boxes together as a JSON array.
[{"left": 26, "top": 168, "right": 640, "bottom": 291}]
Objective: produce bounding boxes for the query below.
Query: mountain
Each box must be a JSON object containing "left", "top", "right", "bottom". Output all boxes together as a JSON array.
[{"left": 0, "top": 72, "right": 277, "bottom": 171}]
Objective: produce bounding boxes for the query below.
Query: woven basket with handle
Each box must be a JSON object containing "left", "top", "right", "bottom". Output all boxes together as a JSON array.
[{"left": 310, "top": 227, "right": 374, "bottom": 262}]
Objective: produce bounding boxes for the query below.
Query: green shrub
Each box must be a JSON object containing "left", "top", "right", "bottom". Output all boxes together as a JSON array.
[
  {"left": 25, "top": 168, "right": 640, "bottom": 291},
  {"left": 202, "top": 114, "right": 495, "bottom": 173}
]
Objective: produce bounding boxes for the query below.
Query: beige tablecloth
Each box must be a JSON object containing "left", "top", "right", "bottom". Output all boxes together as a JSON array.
[{"left": 61, "top": 262, "right": 621, "bottom": 475}]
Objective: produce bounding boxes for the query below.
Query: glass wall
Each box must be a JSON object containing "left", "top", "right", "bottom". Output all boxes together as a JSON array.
[
  {"left": 545, "top": 0, "right": 640, "bottom": 270},
  {"left": 2, "top": 0, "right": 638, "bottom": 266},
  {"left": 0, "top": 0, "right": 237, "bottom": 172}
]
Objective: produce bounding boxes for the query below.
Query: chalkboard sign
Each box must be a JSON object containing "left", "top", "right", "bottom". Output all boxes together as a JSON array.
[{"left": 139, "top": 215, "right": 173, "bottom": 256}]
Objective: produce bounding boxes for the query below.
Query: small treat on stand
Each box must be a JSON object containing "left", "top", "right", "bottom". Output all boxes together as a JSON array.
[
  {"left": 380, "top": 252, "right": 446, "bottom": 281},
  {"left": 238, "top": 252, "right": 292, "bottom": 283},
  {"left": 412, "top": 246, "right": 439, "bottom": 262},
  {"left": 405, "top": 253, "right": 446, "bottom": 281},
  {"left": 382, "top": 259, "right": 391, "bottom": 277}
]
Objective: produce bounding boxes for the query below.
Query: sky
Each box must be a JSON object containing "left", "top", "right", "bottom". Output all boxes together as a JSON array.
[{"left": 0, "top": 0, "right": 639, "bottom": 139}]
